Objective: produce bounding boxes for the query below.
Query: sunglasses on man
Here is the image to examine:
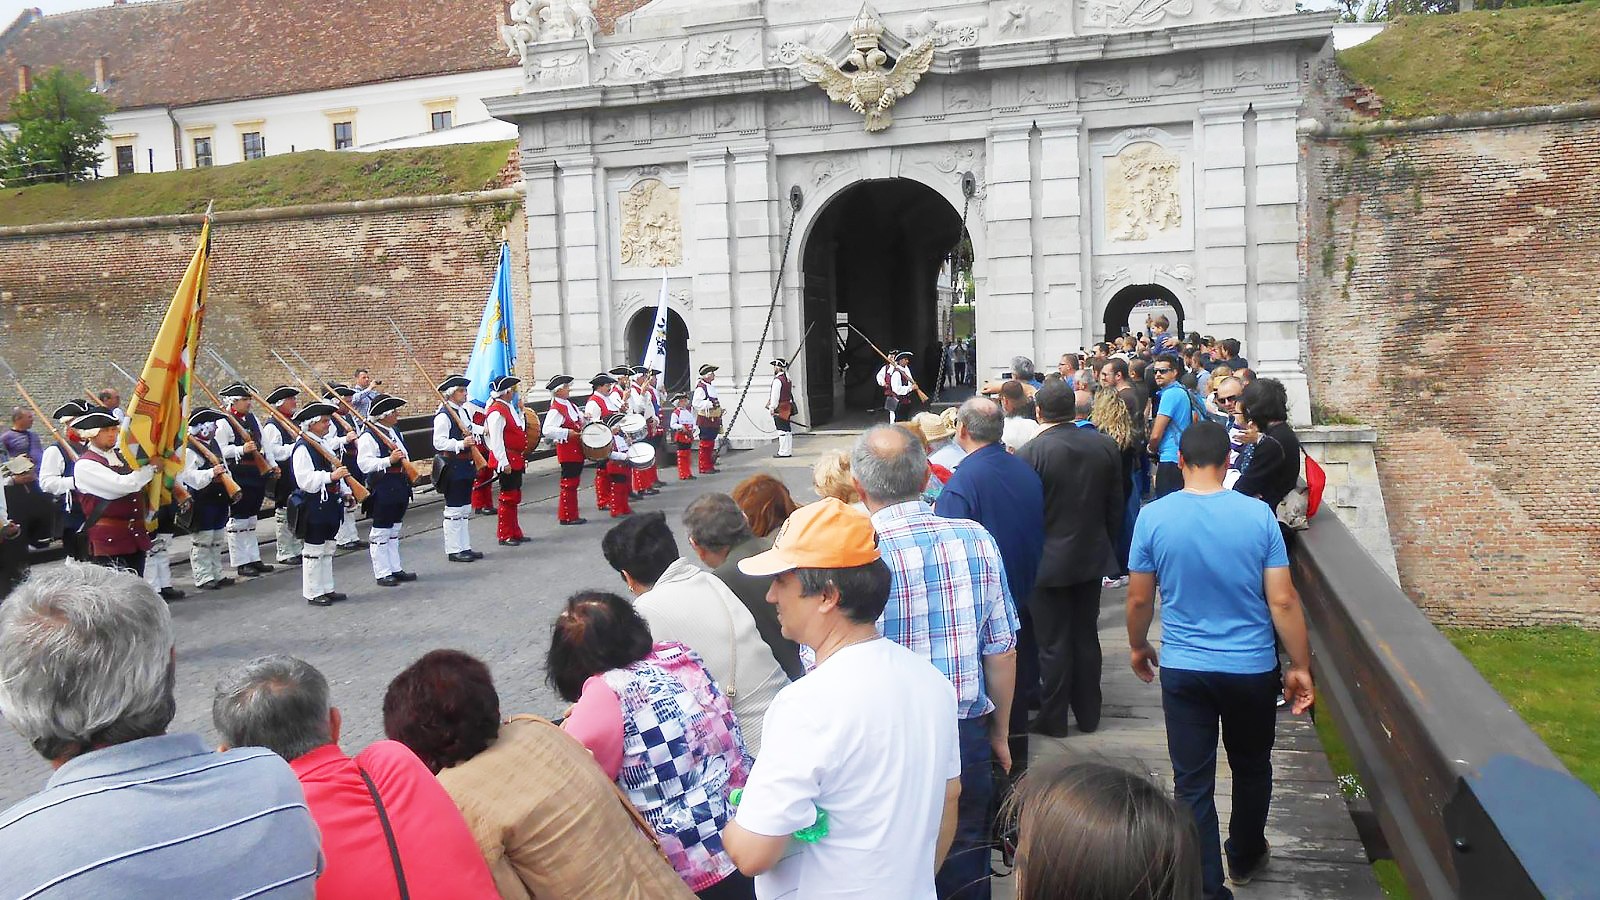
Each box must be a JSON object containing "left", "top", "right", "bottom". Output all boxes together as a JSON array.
[{"left": 1216, "top": 395, "right": 1240, "bottom": 405}]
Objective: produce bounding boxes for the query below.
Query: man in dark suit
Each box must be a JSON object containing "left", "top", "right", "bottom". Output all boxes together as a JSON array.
[{"left": 1017, "top": 381, "right": 1123, "bottom": 737}]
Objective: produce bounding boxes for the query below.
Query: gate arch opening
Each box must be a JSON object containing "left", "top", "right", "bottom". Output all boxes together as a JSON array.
[
  {"left": 800, "top": 178, "right": 966, "bottom": 425},
  {"left": 624, "top": 306, "right": 690, "bottom": 392},
  {"left": 1103, "top": 283, "right": 1185, "bottom": 344}
]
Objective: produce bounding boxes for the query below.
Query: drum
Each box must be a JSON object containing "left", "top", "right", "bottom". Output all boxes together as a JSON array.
[
  {"left": 580, "top": 422, "right": 613, "bottom": 461},
  {"left": 620, "top": 414, "right": 648, "bottom": 442},
  {"left": 626, "top": 443, "right": 657, "bottom": 469}
]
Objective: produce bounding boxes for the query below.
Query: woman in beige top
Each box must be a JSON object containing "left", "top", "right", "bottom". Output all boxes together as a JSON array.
[{"left": 383, "top": 649, "right": 693, "bottom": 900}]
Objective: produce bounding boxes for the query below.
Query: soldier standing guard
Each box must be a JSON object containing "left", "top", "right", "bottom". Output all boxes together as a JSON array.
[
  {"left": 766, "top": 358, "right": 796, "bottom": 459},
  {"left": 541, "top": 375, "right": 589, "bottom": 526},
  {"left": 289, "top": 401, "right": 350, "bottom": 607},
  {"left": 66, "top": 409, "right": 156, "bottom": 574},
  {"left": 215, "top": 382, "right": 274, "bottom": 578},
  {"left": 876, "top": 351, "right": 916, "bottom": 423},
  {"left": 261, "top": 386, "right": 304, "bottom": 566},
  {"left": 322, "top": 384, "right": 366, "bottom": 551},
  {"left": 37, "top": 401, "right": 88, "bottom": 564},
  {"left": 692, "top": 364, "right": 722, "bottom": 474},
  {"left": 483, "top": 375, "right": 530, "bottom": 547},
  {"left": 668, "top": 393, "right": 696, "bottom": 480},
  {"left": 357, "top": 395, "right": 416, "bottom": 587},
  {"left": 584, "top": 373, "right": 620, "bottom": 511},
  {"left": 181, "top": 409, "right": 234, "bottom": 591},
  {"left": 432, "top": 375, "right": 485, "bottom": 563}
]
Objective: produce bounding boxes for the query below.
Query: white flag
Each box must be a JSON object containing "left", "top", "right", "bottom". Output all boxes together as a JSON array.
[{"left": 640, "top": 269, "right": 670, "bottom": 373}]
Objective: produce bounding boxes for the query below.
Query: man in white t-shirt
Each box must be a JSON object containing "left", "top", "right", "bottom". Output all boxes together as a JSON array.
[{"left": 727, "top": 497, "right": 962, "bottom": 899}]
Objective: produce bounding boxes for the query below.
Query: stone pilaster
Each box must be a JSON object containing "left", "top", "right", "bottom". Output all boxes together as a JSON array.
[
  {"left": 1197, "top": 104, "right": 1250, "bottom": 343},
  {"left": 1038, "top": 116, "right": 1085, "bottom": 355},
  {"left": 555, "top": 156, "right": 605, "bottom": 368},
  {"left": 1251, "top": 98, "right": 1311, "bottom": 424},
  {"left": 981, "top": 121, "right": 1037, "bottom": 377},
  {"left": 687, "top": 147, "right": 735, "bottom": 369}
]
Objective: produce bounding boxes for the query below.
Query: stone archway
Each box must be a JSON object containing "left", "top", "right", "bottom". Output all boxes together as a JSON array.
[
  {"left": 1103, "top": 283, "right": 1185, "bottom": 343},
  {"left": 800, "top": 178, "right": 966, "bottom": 425},
  {"left": 624, "top": 305, "right": 691, "bottom": 392}
]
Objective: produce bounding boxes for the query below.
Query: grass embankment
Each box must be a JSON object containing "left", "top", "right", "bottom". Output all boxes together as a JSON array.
[
  {"left": 1338, "top": 2, "right": 1600, "bottom": 119},
  {"left": 1315, "top": 625, "right": 1600, "bottom": 898},
  {"left": 0, "top": 140, "right": 515, "bottom": 227}
]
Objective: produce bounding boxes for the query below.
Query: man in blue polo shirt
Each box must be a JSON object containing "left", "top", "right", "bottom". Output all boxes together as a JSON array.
[
  {"left": 1145, "top": 356, "right": 1197, "bottom": 499},
  {"left": 1126, "top": 422, "right": 1315, "bottom": 900}
]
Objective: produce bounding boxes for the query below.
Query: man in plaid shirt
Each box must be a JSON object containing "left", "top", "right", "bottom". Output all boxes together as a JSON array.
[{"left": 852, "top": 425, "right": 1019, "bottom": 900}]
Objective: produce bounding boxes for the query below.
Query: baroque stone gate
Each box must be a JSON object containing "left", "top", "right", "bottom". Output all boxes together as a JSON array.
[{"left": 488, "top": 0, "right": 1335, "bottom": 434}]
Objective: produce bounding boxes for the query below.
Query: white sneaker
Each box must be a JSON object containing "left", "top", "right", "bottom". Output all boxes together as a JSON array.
[{"left": 1102, "top": 576, "right": 1128, "bottom": 589}]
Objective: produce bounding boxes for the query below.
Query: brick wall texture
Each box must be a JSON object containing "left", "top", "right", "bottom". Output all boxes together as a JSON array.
[
  {"left": 1304, "top": 118, "right": 1600, "bottom": 627},
  {"left": 0, "top": 196, "right": 529, "bottom": 423}
]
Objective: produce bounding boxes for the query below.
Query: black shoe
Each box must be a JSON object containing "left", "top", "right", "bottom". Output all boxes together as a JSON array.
[
  {"left": 561, "top": 518, "right": 588, "bottom": 526},
  {"left": 307, "top": 593, "right": 336, "bottom": 607},
  {"left": 337, "top": 541, "right": 366, "bottom": 551},
  {"left": 643, "top": 489, "right": 660, "bottom": 496},
  {"left": 329, "top": 591, "right": 348, "bottom": 602},
  {"left": 238, "top": 563, "right": 263, "bottom": 577},
  {"left": 375, "top": 575, "right": 401, "bottom": 587},
  {"left": 216, "top": 577, "right": 236, "bottom": 588},
  {"left": 252, "top": 562, "right": 275, "bottom": 573},
  {"left": 394, "top": 571, "right": 418, "bottom": 582},
  {"left": 516, "top": 536, "right": 534, "bottom": 544},
  {"left": 1028, "top": 718, "right": 1072, "bottom": 739},
  {"left": 1228, "top": 845, "right": 1271, "bottom": 886},
  {"left": 499, "top": 538, "right": 521, "bottom": 546},
  {"left": 195, "top": 580, "right": 219, "bottom": 591},
  {"left": 474, "top": 507, "right": 494, "bottom": 515},
  {"left": 448, "top": 551, "right": 477, "bottom": 563},
  {"left": 159, "top": 587, "right": 186, "bottom": 601},
  {"left": 466, "top": 549, "right": 485, "bottom": 560},
  {"left": 279, "top": 555, "right": 303, "bottom": 566}
]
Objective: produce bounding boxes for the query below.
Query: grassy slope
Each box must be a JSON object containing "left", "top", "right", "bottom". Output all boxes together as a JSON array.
[
  {"left": 1338, "top": 3, "right": 1600, "bottom": 119},
  {"left": 0, "top": 140, "right": 514, "bottom": 227}
]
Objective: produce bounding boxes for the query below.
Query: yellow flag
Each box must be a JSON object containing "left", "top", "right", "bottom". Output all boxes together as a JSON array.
[{"left": 121, "top": 219, "right": 211, "bottom": 527}]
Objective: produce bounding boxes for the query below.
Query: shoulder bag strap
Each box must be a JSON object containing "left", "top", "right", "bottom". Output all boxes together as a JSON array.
[{"left": 357, "top": 766, "right": 411, "bottom": 900}]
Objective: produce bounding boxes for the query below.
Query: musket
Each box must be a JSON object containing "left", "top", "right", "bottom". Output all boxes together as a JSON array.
[
  {"left": 848, "top": 324, "right": 929, "bottom": 402},
  {"left": 0, "top": 355, "right": 77, "bottom": 462},
  {"left": 384, "top": 314, "right": 489, "bottom": 470},
  {"left": 190, "top": 372, "right": 275, "bottom": 476},
  {"left": 185, "top": 435, "right": 243, "bottom": 502},
  {"left": 207, "top": 350, "right": 369, "bottom": 502},
  {"left": 278, "top": 349, "right": 419, "bottom": 485}
]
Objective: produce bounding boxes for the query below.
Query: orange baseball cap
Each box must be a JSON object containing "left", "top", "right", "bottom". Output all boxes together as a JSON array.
[{"left": 738, "top": 497, "right": 880, "bottom": 576}]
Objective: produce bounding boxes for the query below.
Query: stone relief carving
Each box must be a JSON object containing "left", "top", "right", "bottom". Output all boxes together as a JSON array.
[
  {"left": 1153, "top": 263, "right": 1194, "bottom": 285},
  {"left": 769, "top": 97, "right": 817, "bottom": 129},
  {"left": 791, "top": 8, "right": 937, "bottom": 133},
  {"left": 945, "top": 83, "right": 984, "bottom": 112},
  {"left": 1082, "top": 0, "right": 1194, "bottom": 30},
  {"left": 527, "top": 52, "right": 586, "bottom": 88},
  {"left": 598, "top": 41, "right": 688, "bottom": 83},
  {"left": 693, "top": 33, "right": 756, "bottom": 71},
  {"left": 1082, "top": 74, "right": 1128, "bottom": 99},
  {"left": 1105, "top": 142, "right": 1184, "bottom": 242},
  {"left": 619, "top": 179, "right": 683, "bottom": 268},
  {"left": 928, "top": 146, "right": 981, "bottom": 175},
  {"left": 649, "top": 112, "right": 690, "bottom": 139},
  {"left": 1234, "top": 61, "right": 1264, "bottom": 83},
  {"left": 995, "top": 3, "right": 1063, "bottom": 37},
  {"left": 596, "top": 115, "right": 633, "bottom": 142},
  {"left": 620, "top": 287, "right": 691, "bottom": 311},
  {"left": 1094, "top": 267, "right": 1130, "bottom": 291},
  {"left": 1151, "top": 62, "right": 1201, "bottom": 90},
  {"left": 905, "top": 11, "right": 984, "bottom": 48},
  {"left": 502, "top": 0, "right": 599, "bottom": 63},
  {"left": 1019, "top": 78, "right": 1046, "bottom": 105}
]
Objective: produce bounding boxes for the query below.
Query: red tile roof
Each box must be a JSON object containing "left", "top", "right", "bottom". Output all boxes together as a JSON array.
[{"left": 0, "top": 0, "right": 653, "bottom": 112}]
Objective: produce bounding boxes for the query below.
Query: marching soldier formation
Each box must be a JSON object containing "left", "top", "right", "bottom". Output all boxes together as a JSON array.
[{"left": 5, "top": 358, "right": 774, "bottom": 609}]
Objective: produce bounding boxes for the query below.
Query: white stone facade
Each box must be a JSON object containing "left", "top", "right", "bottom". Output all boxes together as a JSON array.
[{"left": 488, "top": 0, "right": 1336, "bottom": 433}]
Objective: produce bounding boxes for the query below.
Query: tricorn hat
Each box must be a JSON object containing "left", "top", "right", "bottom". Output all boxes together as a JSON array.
[
  {"left": 435, "top": 375, "right": 470, "bottom": 393},
  {"left": 590, "top": 373, "right": 617, "bottom": 387},
  {"left": 70, "top": 410, "right": 118, "bottom": 432},
  {"left": 266, "top": 385, "right": 300, "bottom": 405},
  {"left": 491, "top": 375, "right": 522, "bottom": 393},
  {"left": 370, "top": 394, "right": 406, "bottom": 417},
  {"left": 293, "top": 401, "right": 339, "bottom": 424},
  {"left": 52, "top": 400, "right": 88, "bottom": 421},
  {"left": 770, "top": 358, "right": 788, "bottom": 368},
  {"left": 894, "top": 351, "right": 914, "bottom": 361},
  {"left": 188, "top": 408, "right": 225, "bottom": 428},
  {"left": 323, "top": 382, "right": 356, "bottom": 398},
  {"left": 219, "top": 381, "right": 253, "bottom": 400},
  {"left": 603, "top": 413, "right": 627, "bottom": 428},
  {"left": 698, "top": 364, "right": 718, "bottom": 377},
  {"left": 546, "top": 375, "right": 574, "bottom": 391},
  {"left": 609, "top": 366, "right": 634, "bottom": 378}
]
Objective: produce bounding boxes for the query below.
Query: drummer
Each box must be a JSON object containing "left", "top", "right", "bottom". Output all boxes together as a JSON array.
[
  {"left": 603, "top": 413, "right": 633, "bottom": 518},
  {"left": 541, "top": 375, "right": 589, "bottom": 527},
  {"left": 584, "top": 373, "right": 621, "bottom": 512},
  {"left": 668, "top": 393, "right": 697, "bottom": 481},
  {"left": 628, "top": 365, "right": 661, "bottom": 498}
]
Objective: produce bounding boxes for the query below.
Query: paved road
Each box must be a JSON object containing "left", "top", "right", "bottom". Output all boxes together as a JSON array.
[{"left": 0, "top": 436, "right": 840, "bottom": 808}]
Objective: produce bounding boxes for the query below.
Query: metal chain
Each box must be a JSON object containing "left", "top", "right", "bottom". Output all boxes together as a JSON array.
[{"left": 718, "top": 194, "right": 803, "bottom": 451}]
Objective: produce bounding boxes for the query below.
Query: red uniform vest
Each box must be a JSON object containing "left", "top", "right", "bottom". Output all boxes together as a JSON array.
[
  {"left": 486, "top": 399, "right": 529, "bottom": 472},
  {"left": 551, "top": 398, "right": 587, "bottom": 464},
  {"left": 76, "top": 446, "right": 152, "bottom": 557}
]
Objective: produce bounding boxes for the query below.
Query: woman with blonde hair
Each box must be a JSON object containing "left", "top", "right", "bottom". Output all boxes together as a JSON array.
[
  {"left": 1093, "top": 385, "right": 1139, "bottom": 589},
  {"left": 811, "top": 448, "right": 866, "bottom": 512}
]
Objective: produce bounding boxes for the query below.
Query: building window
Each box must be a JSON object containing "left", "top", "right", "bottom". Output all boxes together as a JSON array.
[
  {"left": 115, "top": 144, "right": 134, "bottom": 175},
  {"left": 430, "top": 110, "right": 453, "bottom": 132},
  {"left": 242, "top": 131, "right": 265, "bottom": 160},
  {"left": 333, "top": 121, "right": 354, "bottom": 150},
  {"left": 193, "top": 136, "right": 213, "bottom": 168}
]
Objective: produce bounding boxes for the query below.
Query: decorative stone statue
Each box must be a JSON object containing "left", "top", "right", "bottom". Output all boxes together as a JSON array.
[
  {"left": 795, "top": 8, "right": 936, "bottom": 133},
  {"left": 502, "top": 0, "right": 599, "bottom": 63}
]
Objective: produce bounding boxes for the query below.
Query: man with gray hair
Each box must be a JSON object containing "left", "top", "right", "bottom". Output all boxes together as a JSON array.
[
  {"left": 853, "top": 424, "right": 1018, "bottom": 900},
  {"left": 0, "top": 565, "right": 322, "bottom": 898},
  {"left": 213, "top": 655, "right": 498, "bottom": 899},
  {"left": 683, "top": 493, "right": 805, "bottom": 679}
]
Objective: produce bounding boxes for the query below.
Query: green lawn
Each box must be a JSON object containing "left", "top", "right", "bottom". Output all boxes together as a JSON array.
[
  {"left": 0, "top": 140, "right": 515, "bottom": 227},
  {"left": 1338, "top": 2, "right": 1600, "bottom": 120}
]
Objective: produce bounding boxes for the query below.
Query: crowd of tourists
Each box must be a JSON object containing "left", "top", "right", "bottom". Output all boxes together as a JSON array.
[{"left": 0, "top": 322, "right": 1313, "bottom": 900}]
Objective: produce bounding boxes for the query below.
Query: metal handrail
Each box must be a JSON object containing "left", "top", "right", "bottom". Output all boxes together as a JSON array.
[{"left": 1292, "top": 512, "right": 1600, "bottom": 899}]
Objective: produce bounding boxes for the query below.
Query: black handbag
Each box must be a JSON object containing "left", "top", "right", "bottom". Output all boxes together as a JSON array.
[{"left": 284, "top": 493, "right": 309, "bottom": 539}]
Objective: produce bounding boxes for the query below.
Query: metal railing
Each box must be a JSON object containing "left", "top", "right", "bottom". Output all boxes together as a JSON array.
[{"left": 1292, "top": 512, "right": 1600, "bottom": 899}]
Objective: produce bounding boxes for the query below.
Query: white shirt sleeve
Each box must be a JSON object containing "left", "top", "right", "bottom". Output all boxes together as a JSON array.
[
  {"left": 72, "top": 456, "right": 155, "bottom": 500},
  {"left": 432, "top": 410, "right": 465, "bottom": 453},
  {"left": 292, "top": 444, "right": 333, "bottom": 493},
  {"left": 181, "top": 446, "right": 217, "bottom": 490},
  {"left": 733, "top": 691, "right": 822, "bottom": 837},
  {"left": 38, "top": 445, "right": 72, "bottom": 496},
  {"left": 214, "top": 419, "right": 244, "bottom": 460},
  {"left": 693, "top": 386, "right": 712, "bottom": 414},
  {"left": 485, "top": 410, "right": 508, "bottom": 469},
  {"left": 767, "top": 378, "right": 781, "bottom": 409},
  {"left": 543, "top": 406, "right": 572, "bottom": 443},
  {"left": 356, "top": 432, "right": 388, "bottom": 475},
  {"left": 461, "top": 402, "right": 487, "bottom": 436}
]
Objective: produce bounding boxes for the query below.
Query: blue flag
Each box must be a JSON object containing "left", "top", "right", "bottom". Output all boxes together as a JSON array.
[{"left": 464, "top": 242, "right": 516, "bottom": 408}]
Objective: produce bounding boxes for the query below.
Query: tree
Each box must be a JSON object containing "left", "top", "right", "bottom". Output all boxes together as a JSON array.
[{"left": 0, "top": 67, "right": 112, "bottom": 185}]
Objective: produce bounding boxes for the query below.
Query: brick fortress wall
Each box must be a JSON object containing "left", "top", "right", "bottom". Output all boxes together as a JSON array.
[
  {"left": 1303, "top": 116, "right": 1600, "bottom": 627},
  {"left": 0, "top": 192, "right": 529, "bottom": 421}
]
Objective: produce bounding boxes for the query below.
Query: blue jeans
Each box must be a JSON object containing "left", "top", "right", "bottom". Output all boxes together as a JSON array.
[
  {"left": 936, "top": 716, "right": 993, "bottom": 900},
  {"left": 1160, "top": 667, "right": 1280, "bottom": 900}
]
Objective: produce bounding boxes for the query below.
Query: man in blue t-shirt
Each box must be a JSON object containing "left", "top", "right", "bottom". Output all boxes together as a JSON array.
[
  {"left": 1145, "top": 358, "right": 1197, "bottom": 499},
  {"left": 1125, "top": 421, "right": 1315, "bottom": 900}
]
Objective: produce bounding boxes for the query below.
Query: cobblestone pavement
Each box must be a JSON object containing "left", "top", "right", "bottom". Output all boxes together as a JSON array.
[{"left": 0, "top": 435, "right": 847, "bottom": 808}]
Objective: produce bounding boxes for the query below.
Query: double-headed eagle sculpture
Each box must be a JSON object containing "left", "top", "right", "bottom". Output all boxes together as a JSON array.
[{"left": 796, "top": 9, "right": 936, "bottom": 133}]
